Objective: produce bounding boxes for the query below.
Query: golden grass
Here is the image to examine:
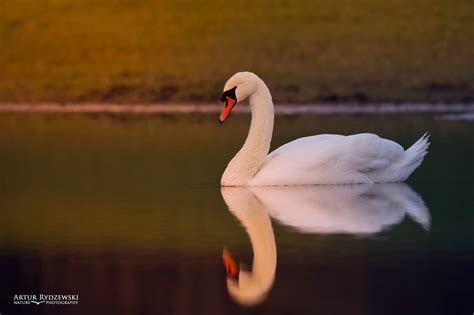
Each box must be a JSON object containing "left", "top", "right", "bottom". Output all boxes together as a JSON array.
[{"left": 1, "top": 0, "right": 473, "bottom": 103}]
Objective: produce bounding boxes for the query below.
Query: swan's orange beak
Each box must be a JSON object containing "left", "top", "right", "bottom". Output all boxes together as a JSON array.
[
  {"left": 219, "top": 96, "right": 237, "bottom": 123},
  {"left": 223, "top": 247, "right": 239, "bottom": 278},
  {"left": 219, "top": 86, "right": 237, "bottom": 124}
]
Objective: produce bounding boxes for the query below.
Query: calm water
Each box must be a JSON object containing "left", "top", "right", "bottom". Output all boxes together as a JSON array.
[{"left": 0, "top": 112, "right": 473, "bottom": 315}]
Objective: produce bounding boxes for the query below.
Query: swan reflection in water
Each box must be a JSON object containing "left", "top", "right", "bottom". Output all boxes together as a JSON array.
[{"left": 221, "top": 183, "right": 430, "bottom": 306}]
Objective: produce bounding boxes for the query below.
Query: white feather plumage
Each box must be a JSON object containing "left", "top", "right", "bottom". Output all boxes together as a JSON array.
[{"left": 220, "top": 72, "right": 429, "bottom": 186}]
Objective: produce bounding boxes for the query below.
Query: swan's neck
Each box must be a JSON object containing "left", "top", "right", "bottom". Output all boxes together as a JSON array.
[{"left": 222, "top": 83, "right": 274, "bottom": 186}]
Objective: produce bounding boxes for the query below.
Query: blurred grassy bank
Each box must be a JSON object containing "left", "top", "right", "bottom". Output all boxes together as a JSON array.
[{"left": 0, "top": 0, "right": 473, "bottom": 104}]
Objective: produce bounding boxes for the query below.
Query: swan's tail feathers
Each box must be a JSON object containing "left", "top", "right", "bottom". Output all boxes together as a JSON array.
[
  {"left": 407, "top": 132, "right": 430, "bottom": 160},
  {"left": 400, "top": 133, "right": 430, "bottom": 181}
]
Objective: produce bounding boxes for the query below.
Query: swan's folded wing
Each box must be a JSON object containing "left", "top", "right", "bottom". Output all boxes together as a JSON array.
[
  {"left": 253, "top": 134, "right": 359, "bottom": 184},
  {"left": 346, "top": 133, "right": 405, "bottom": 173},
  {"left": 360, "top": 159, "right": 391, "bottom": 172},
  {"left": 252, "top": 133, "right": 405, "bottom": 185}
]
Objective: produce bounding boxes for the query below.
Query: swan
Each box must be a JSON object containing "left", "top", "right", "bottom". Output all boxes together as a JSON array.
[{"left": 218, "top": 72, "right": 430, "bottom": 186}]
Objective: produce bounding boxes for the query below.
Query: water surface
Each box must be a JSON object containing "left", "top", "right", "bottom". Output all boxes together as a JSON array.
[{"left": 0, "top": 112, "right": 472, "bottom": 314}]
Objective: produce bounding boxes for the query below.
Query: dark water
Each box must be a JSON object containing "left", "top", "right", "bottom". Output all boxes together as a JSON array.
[{"left": 0, "top": 112, "right": 473, "bottom": 315}]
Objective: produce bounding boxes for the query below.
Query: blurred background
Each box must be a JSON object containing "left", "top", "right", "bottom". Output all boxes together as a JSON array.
[
  {"left": 1, "top": 0, "right": 473, "bottom": 104},
  {"left": 1, "top": 1, "right": 473, "bottom": 315}
]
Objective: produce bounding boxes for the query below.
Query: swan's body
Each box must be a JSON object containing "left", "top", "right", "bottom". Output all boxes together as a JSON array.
[{"left": 219, "top": 72, "right": 429, "bottom": 186}]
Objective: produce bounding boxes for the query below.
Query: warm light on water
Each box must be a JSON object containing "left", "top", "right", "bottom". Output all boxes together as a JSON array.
[{"left": 0, "top": 112, "right": 472, "bottom": 314}]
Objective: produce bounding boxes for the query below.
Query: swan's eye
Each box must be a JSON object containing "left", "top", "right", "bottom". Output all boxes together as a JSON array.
[{"left": 220, "top": 86, "right": 237, "bottom": 103}]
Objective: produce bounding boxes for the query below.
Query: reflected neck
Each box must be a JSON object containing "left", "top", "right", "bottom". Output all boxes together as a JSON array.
[{"left": 223, "top": 187, "right": 277, "bottom": 305}]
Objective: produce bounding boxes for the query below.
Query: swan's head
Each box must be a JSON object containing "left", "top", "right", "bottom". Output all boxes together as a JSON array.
[{"left": 219, "top": 72, "right": 262, "bottom": 123}]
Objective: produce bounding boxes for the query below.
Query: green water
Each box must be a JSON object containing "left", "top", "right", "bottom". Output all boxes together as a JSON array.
[{"left": 0, "top": 112, "right": 472, "bottom": 314}]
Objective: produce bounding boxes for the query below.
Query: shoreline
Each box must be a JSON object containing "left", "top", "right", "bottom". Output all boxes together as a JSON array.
[{"left": 0, "top": 103, "right": 473, "bottom": 115}]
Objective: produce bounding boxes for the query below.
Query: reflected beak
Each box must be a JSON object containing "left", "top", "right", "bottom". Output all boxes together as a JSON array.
[
  {"left": 223, "top": 247, "right": 239, "bottom": 278},
  {"left": 219, "top": 96, "right": 237, "bottom": 123}
]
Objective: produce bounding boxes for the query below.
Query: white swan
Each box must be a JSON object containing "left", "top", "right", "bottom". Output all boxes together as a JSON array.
[{"left": 219, "top": 72, "right": 430, "bottom": 186}]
